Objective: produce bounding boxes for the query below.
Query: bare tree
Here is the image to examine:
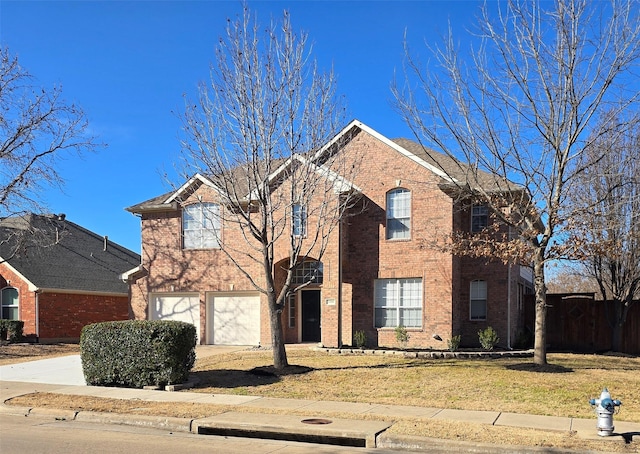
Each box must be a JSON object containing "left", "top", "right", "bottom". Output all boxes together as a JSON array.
[
  {"left": 567, "top": 114, "right": 640, "bottom": 351},
  {"left": 545, "top": 268, "right": 600, "bottom": 295},
  {"left": 0, "top": 47, "right": 99, "bottom": 259},
  {"left": 178, "top": 8, "right": 359, "bottom": 369},
  {"left": 393, "top": 0, "right": 640, "bottom": 364}
]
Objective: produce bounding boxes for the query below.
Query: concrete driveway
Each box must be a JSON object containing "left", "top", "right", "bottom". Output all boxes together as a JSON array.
[
  {"left": 0, "top": 355, "right": 86, "bottom": 386},
  {"left": 0, "top": 345, "right": 252, "bottom": 386}
]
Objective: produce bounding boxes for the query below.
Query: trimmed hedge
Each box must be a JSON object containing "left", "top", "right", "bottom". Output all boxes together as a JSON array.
[
  {"left": 80, "top": 320, "right": 197, "bottom": 388},
  {"left": 0, "top": 320, "right": 24, "bottom": 342}
]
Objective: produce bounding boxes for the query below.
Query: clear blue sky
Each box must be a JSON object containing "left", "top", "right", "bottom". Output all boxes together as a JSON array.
[{"left": 0, "top": 0, "right": 482, "bottom": 253}]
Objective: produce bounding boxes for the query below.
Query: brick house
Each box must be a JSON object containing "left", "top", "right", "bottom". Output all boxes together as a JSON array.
[
  {"left": 0, "top": 214, "right": 140, "bottom": 342},
  {"left": 125, "top": 120, "right": 533, "bottom": 349}
]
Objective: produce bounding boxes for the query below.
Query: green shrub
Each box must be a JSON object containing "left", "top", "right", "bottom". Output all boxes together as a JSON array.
[
  {"left": 353, "top": 330, "right": 367, "bottom": 348},
  {"left": 447, "top": 334, "right": 461, "bottom": 352},
  {"left": 0, "top": 320, "right": 24, "bottom": 342},
  {"left": 80, "top": 320, "right": 197, "bottom": 388},
  {"left": 478, "top": 326, "right": 500, "bottom": 351},
  {"left": 394, "top": 325, "right": 410, "bottom": 348}
]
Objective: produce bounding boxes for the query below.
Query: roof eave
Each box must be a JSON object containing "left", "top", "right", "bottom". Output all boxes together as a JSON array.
[{"left": 126, "top": 201, "right": 179, "bottom": 214}]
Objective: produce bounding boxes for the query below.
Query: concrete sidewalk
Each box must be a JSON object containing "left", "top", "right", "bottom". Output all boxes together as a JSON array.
[{"left": 1, "top": 378, "right": 639, "bottom": 452}]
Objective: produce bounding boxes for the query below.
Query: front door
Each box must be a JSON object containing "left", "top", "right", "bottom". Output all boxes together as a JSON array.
[{"left": 301, "top": 290, "right": 321, "bottom": 342}]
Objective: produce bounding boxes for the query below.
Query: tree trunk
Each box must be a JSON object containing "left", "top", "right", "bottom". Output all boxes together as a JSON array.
[
  {"left": 611, "top": 321, "right": 624, "bottom": 352},
  {"left": 268, "top": 291, "right": 289, "bottom": 370},
  {"left": 610, "top": 300, "right": 629, "bottom": 353},
  {"left": 533, "top": 250, "right": 547, "bottom": 365}
]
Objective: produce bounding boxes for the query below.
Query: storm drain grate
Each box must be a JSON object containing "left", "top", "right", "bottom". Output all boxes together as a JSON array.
[{"left": 301, "top": 418, "right": 333, "bottom": 425}]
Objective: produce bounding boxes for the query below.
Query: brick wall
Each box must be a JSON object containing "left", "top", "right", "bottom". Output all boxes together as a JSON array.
[
  {"left": 1, "top": 264, "right": 130, "bottom": 342},
  {"left": 131, "top": 125, "right": 516, "bottom": 349},
  {"left": 37, "top": 292, "right": 129, "bottom": 341},
  {"left": 0, "top": 265, "right": 37, "bottom": 337},
  {"left": 336, "top": 130, "right": 460, "bottom": 348}
]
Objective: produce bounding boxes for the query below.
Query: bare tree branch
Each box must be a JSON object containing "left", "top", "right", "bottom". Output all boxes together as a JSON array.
[
  {"left": 0, "top": 46, "right": 101, "bottom": 259},
  {"left": 392, "top": 0, "right": 640, "bottom": 365},
  {"left": 177, "top": 7, "right": 359, "bottom": 369}
]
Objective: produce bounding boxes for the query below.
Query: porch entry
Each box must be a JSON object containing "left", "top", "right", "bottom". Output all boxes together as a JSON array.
[{"left": 301, "top": 289, "right": 321, "bottom": 342}]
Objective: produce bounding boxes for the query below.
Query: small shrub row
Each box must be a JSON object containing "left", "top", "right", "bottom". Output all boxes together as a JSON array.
[
  {"left": 80, "top": 320, "right": 197, "bottom": 388},
  {"left": 0, "top": 320, "right": 24, "bottom": 342},
  {"left": 350, "top": 327, "right": 501, "bottom": 352}
]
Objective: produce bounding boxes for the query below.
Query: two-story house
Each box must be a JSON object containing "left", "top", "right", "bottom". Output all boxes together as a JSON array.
[{"left": 124, "top": 120, "right": 533, "bottom": 349}]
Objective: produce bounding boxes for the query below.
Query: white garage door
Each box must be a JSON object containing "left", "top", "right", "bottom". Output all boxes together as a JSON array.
[
  {"left": 150, "top": 294, "right": 200, "bottom": 341},
  {"left": 208, "top": 293, "right": 260, "bottom": 345}
]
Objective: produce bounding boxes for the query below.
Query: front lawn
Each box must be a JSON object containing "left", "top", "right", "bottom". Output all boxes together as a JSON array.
[{"left": 190, "top": 349, "right": 640, "bottom": 422}]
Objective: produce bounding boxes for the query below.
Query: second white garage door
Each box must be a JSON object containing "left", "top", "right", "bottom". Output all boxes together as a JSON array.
[{"left": 208, "top": 293, "right": 260, "bottom": 345}]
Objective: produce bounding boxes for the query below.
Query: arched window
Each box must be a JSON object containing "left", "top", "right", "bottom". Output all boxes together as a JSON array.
[
  {"left": 1, "top": 287, "right": 19, "bottom": 320},
  {"left": 183, "top": 202, "right": 221, "bottom": 249},
  {"left": 292, "top": 261, "right": 323, "bottom": 285},
  {"left": 386, "top": 189, "right": 411, "bottom": 239}
]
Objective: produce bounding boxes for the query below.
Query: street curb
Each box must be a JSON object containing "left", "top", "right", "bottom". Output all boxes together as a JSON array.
[
  {"left": 75, "top": 410, "right": 193, "bottom": 433},
  {"left": 376, "top": 433, "right": 600, "bottom": 454},
  {"left": 0, "top": 402, "right": 31, "bottom": 416},
  {"left": 1, "top": 399, "right": 634, "bottom": 452},
  {"left": 29, "top": 407, "right": 78, "bottom": 420}
]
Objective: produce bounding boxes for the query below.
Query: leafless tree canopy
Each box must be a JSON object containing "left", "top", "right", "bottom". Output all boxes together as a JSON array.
[
  {"left": 567, "top": 114, "right": 640, "bottom": 350},
  {"left": 0, "top": 47, "right": 100, "bottom": 260},
  {"left": 393, "top": 0, "right": 640, "bottom": 364},
  {"left": 179, "top": 8, "right": 357, "bottom": 369}
]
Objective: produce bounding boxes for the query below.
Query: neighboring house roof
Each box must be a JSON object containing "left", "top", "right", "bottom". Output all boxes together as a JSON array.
[
  {"left": 0, "top": 214, "right": 141, "bottom": 294},
  {"left": 126, "top": 119, "right": 520, "bottom": 213}
]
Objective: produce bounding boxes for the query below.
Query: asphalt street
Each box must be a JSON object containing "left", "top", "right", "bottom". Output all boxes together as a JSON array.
[{"left": 0, "top": 413, "right": 408, "bottom": 454}]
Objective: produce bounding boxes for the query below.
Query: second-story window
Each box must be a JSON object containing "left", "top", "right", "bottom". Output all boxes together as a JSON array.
[
  {"left": 386, "top": 188, "right": 411, "bottom": 240},
  {"left": 183, "top": 202, "right": 220, "bottom": 249},
  {"left": 292, "top": 204, "right": 307, "bottom": 237},
  {"left": 471, "top": 205, "right": 489, "bottom": 232}
]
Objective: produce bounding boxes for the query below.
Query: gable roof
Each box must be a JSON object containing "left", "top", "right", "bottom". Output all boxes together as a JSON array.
[
  {"left": 127, "top": 119, "right": 519, "bottom": 213},
  {"left": 0, "top": 214, "right": 141, "bottom": 294}
]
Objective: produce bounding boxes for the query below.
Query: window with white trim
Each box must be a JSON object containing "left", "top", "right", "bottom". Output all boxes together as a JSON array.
[
  {"left": 470, "top": 280, "right": 487, "bottom": 320},
  {"left": 183, "top": 203, "right": 220, "bottom": 249},
  {"left": 386, "top": 189, "right": 411, "bottom": 239},
  {"left": 1, "top": 287, "right": 19, "bottom": 320},
  {"left": 471, "top": 205, "right": 488, "bottom": 232},
  {"left": 374, "top": 278, "right": 422, "bottom": 328},
  {"left": 292, "top": 204, "right": 307, "bottom": 237}
]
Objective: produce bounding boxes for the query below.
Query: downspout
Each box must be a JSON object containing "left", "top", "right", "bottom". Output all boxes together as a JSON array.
[
  {"left": 35, "top": 289, "right": 41, "bottom": 340},
  {"left": 337, "top": 215, "right": 343, "bottom": 348},
  {"left": 507, "top": 226, "right": 512, "bottom": 350}
]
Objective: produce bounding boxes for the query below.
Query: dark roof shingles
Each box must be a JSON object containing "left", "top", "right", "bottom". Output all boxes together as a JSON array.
[{"left": 0, "top": 214, "right": 140, "bottom": 294}]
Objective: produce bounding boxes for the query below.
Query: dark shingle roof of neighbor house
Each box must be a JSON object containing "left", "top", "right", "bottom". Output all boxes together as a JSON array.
[{"left": 0, "top": 214, "right": 141, "bottom": 294}]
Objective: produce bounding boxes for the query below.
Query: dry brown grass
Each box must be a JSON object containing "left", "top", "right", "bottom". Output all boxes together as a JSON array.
[
  {"left": 4, "top": 345, "right": 640, "bottom": 452},
  {"left": 189, "top": 349, "right": 640, "bottom": 422},
  {"left": 0, "top": 342, "right": 79, "bottom": 365}
]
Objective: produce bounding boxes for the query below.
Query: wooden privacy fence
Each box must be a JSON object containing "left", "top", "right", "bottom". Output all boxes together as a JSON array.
[{"left": 524, "top": 293, "right": 640, "bottom": 355}]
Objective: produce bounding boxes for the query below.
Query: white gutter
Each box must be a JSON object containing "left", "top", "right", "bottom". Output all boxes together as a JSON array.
[{"left": 35, "top": 290, "right": 40, "bottom": 338}]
